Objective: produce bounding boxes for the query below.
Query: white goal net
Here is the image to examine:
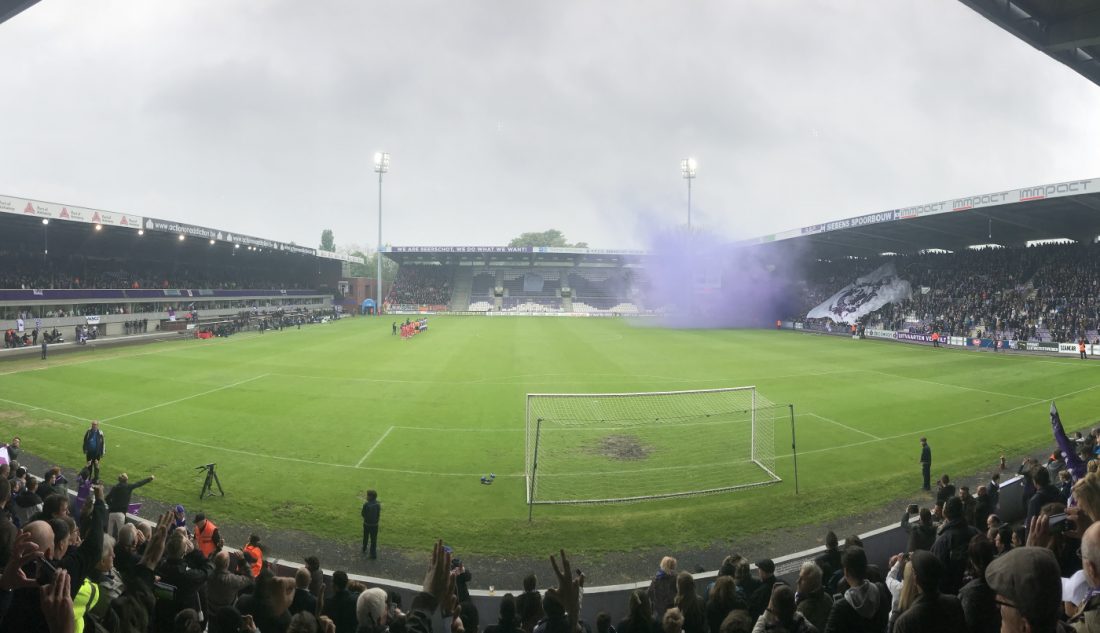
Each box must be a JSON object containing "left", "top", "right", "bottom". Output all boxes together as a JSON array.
[{"left": 525, "top": 386, "right": 783, "bottom": 506}]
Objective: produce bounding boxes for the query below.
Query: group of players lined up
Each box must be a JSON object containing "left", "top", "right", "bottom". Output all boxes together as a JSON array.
[{"left": 393, "top": 317, "right": 429, "bottom": 339}]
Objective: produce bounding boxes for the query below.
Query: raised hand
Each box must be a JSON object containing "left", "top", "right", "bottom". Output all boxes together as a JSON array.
[
  {"left": 141, "top": 510, "right": 174, "bottom": 569},
  {"left": 41, "top": 568, "right": 75, "bottom": 633},
  {"left": 550, "top": 549, "right": 581, "bottom": 633},
  {"left": 0, "top": 531, "right": 42, "bottom": 590},
  {"left": 422, "top": 539, "right": 453, "bottom": 603}
]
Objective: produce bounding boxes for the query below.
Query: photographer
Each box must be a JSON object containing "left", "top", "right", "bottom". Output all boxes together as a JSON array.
[
  {"left": 900, "top": 505, "right": 936, "bottom": 552},
  {"left": 452, "top": 558, "right": 472, "bottom": 604}
]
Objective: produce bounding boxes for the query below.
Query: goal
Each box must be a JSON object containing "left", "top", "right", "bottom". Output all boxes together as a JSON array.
[{"left": 525, "top": 386, "right": 783, "bottom": 507}]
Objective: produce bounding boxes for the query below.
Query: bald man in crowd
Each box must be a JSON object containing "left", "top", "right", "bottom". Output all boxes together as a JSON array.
[
  {"left": 1070, "top": 521, "right": 1100, "bottom": 629},
  {"left": 1, "top": 484, "right": 107, "bottom": 632}
]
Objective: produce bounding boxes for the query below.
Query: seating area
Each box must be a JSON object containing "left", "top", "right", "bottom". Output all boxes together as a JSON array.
[
  {"left": 385, "top": 265, "right": 453, "bottom": 307},
  {"left": 797, "top": 243, "right": 1100, "bottom": 342}
]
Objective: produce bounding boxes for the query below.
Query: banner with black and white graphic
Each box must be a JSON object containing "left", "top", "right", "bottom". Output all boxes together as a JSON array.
[{"left": 806, "top": 262, "right": 912, "bottom": 323}]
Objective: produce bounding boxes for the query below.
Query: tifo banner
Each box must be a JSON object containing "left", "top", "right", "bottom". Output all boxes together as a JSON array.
[
  {"left": 806, "top": 263, "right": 912, "bottom": 323},
  {"left": 865, "top": 328, "right": 896, "bottom": 339}
]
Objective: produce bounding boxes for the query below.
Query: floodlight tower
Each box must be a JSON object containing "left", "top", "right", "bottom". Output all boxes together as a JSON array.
[
  {"left": 681, "top": 158, "right": 697, "bottom": 230},
  {"left": 374, "top": 151, "right": 390, "bottom": 316}
]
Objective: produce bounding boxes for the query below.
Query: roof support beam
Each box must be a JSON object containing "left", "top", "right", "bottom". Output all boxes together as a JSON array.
[{"left": 1044, "top": 10, "right": 1100, "bottom": 52}]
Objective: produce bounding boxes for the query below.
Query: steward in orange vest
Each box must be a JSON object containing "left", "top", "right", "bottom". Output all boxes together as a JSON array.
[
  {"left": 194, "top": 513, "right": 222, "bottom": 558},
  {"left": 242, "top": 533, "right": 264, "bottom": 577}
]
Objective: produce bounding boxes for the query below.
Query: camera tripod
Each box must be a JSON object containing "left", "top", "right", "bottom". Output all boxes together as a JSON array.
[{"left": 197, "top": 463, "right": 224, "bottom": 500}]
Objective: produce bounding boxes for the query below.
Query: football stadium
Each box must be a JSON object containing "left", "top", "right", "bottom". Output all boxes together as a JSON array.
[{"left": 4, "top": 1, "right": 1100, "bottom": 633}]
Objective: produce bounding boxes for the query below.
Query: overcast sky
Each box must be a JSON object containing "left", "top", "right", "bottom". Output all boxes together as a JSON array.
[{"left": 2, "top": 1, "right": 1098, "bottom": 251}]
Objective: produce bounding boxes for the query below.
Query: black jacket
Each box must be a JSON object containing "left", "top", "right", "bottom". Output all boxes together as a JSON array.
[
  {"left": 958, "top": 576, "right": 1000, "bottom": 633},
  {"left": 900, "top": 513, "right": 936, "bottom": 552},
  {"left": 361, "top": 499, "right": 381, "bottom": 526},
  {"left": 930, "top": 518, "right": 979, "bottom": 595},
  {"left": 105, "top": 477, "right": 154, "bottom": 513},
  {"left": 893, "top": 592, "right": 966, "bottom": 633},
  {"left": 324, "top": 588, "right": 359, "bottom": 633}
]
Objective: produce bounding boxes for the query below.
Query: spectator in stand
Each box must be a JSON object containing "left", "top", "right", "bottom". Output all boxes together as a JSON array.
[
  {"left": 823, "top": 547, "right": 888, "bottom": 633},
  {"left": 237, "top": 568, "right": 296, "bottom": 633},
  {"left": 485, "top": 594, "right": 522, "bottom": 633},
  {"left": 647, "top": 556, "right": 679, "bottom": 620},
  {"left": 748, "top": 559, "right": 782, "bottom": 622},
  {"left": 13, "top": 476, "right": 43, "bottom": 526},
  {"left": 324, "top": 570, "right": 359, "bottom": 633},
  {"left": 985, "top": 547, "right": 1064, "bottom": 633},
  {"left": 156, "top": 526, "right": 215, "bottom": 631},
  {"left": 935, "top": 475, "right": 955, "bottom": 506},
  {"left": 735, "top": 559, "right": 762, "bottom": 604},
  {"left": 707, "top": 575, "right": 750, "bottom": 632},
  {"left": 1029, "top": 468, "right": 1063, "bottom": 523},
  {"left": 306, "top": 555, "right": 326, "bottom": 612},
  {"left": 619, "top": 589, "right": 660, "bottom": 633},
  {"left": 892, "top": 550, "right": 965, "bottom": 633},
  {"left": 0, "top": 478, "right": 14, "bottom": 567},
  {"left": 673, "top": 571, "right": 705, "bottom": 633},
  {"left": 659, "top": 608, "right": 683, "bottom": 633},
  {"left": 704, "top": 556, "right": 740, "bottom": 605},
  {"left": 356, "top": 587, "right": 389, "bottom": 633},
  {"left": 793, "top": 562, "right": 830, "bottom": 632},
  {"left": 996, "top": 525, "right": 1014, "bottom": 555},
  {"left": 958, "top": 486, "right": 975, "bottom": 527},
  {"left": 290, "top": 566, "right": 318, "bottom": 616},
  {"left": 206, "top": 550, "right": 255, "bottom": 619},
  {"left": 930, "top": 497, "right": 979, "bottom": 595},
  {"left": 518, "top": 574, "right": 545, "bottom": 633},
  {"left": 884, "top": 556, "right": 916, "bottom": 632},
  {"left": 900, "top": 507, "right": 936, "bottom": 552},
  {"left": 974, "top": 486, "right": 993, "bottom": 535},
  {"left": 751, "top": 584, "right": 814, "bottom": 633},
  {"left": 814, "top": 532, "right": 841, "bottom": 589},
  {"left": 958, "top": 536, "right": 999, "bottom": 633},
  {"left": 105, "top": 472, "right": 155, "bottom": 537}
]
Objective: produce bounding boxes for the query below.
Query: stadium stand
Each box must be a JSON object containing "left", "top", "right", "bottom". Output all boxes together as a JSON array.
[{"left": 794, "top": 243, "right": 1100, "bottom": 344}]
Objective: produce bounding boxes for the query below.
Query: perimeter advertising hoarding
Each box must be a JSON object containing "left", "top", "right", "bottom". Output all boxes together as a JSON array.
[
  {"left": 865, "top": 328, "right": 895, "bottom": 339},
  {"left": 0, "top": 194, "right": 143, "bottom": 229}
]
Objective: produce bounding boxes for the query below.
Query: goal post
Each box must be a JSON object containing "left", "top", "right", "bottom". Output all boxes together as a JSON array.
[{"left": 525, "top": 386, "right": 783, "bottom": 508}]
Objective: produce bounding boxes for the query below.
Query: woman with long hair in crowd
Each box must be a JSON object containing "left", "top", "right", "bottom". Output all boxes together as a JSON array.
[
  {"left": 618, "top": 589, "right": 660, "bottom": 633},
  {"left": 674, "top": 572, "right": 705, "bottom": 633}
]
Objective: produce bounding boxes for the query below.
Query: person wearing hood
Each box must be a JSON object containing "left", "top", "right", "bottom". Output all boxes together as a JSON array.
[
  {"left": 892, "top": 550, "right": 965, "bottom": 633},
  {"left": 823, "top": 547, "right": 888, "bottom": 633}
]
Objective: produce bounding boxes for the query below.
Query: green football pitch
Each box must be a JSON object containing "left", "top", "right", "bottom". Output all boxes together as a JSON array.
[{"left": 1, "top": 316, "right": 1098, "bottom": 557}]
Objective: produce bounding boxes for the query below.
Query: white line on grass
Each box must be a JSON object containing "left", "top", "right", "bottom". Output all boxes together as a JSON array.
[
  {"left": 394, "top": 425, "right": 523, "bottom": 432},
  {"left": 856, "top": 369, "right": 1042, "bottom": 401},
  {"left": 0, "top": 397, "right": 92, "bottom": 422},
  {"left": 356, "top": 426, "right": 394, "bottom": 467},
  {"left": 783, "top": 382, "right": 1100, "bottom": 460},
  {"left": 101, "top": 374, "right": 271, "bottom": 422},
  {"left": 804, "top": 412, "right": 882, "bottom": 440}
]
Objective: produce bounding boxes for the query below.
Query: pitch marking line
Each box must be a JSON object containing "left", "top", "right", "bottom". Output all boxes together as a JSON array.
[
  {"left": 856, "top": 369, "right": 1041, "bottom": 402},
  {"left": 0, "top": 397, "right": 92, "bottom": 422},
  {"left": 356, "top": 425, "right": 394, "bottom": 467},
  {"left": 101, "top": 374, "right": 271, "bottom": 422},
  {"left": 803, "top": 412, "right": 881, "bottom": 440}
]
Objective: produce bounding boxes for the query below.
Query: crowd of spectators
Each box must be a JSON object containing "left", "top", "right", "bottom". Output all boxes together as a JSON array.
[
  {"left": 0, "top": 252, "right": 316, "bottom": 292},
  {"left": 797, "top": 243, "right": 1100, "bottom": 342},
  {"left": 9, "top": 419, "right": 1100, "bottom": 633},
  {"left": 386, "top": 266, "right": 452, "bottom": 307}
]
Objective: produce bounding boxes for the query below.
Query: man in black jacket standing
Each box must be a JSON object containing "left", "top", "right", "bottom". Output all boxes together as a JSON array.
[
  {"left": 361, "top": 489, "right": 381, "bottom": 559},
  {"left": 105, "top": 472, "right": 155, "bottom": 537},
  {"left": 919, "top": 437, "right": 932, "bottom": 491}
]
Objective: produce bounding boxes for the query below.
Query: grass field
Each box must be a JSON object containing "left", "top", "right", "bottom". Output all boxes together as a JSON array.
[{"left": 1, "top": 316, "right": 1099, "bottom": 558}]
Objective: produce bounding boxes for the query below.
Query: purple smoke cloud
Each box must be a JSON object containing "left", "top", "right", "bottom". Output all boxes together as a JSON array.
[{"left": 639, "top": 229, "right": 803, "bottom": 329}]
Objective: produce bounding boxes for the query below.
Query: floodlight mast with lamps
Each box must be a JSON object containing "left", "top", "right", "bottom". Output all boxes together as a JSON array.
[
  {"left": 374, "top": 151, "right": 390, "bottom": 316},
  {"left": 681, "top": 158, "right": 697, "bottom": 229}
]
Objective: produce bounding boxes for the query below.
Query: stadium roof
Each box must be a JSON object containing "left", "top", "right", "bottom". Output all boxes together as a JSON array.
[
  {"left": 960, "top": 0, "right": 1100, "bottom": 87},
  {"left": 381, "top": 246, "right": 646, "bottom": 266},
  {"left": 0, "top": 192, "right": 362, "bottom": 264},
  {"left": 753, "top": 177, "right": 1100, "bottom": 259},
  {"left": 0, "top": 0, "right": 38, "bottom": 25}
]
